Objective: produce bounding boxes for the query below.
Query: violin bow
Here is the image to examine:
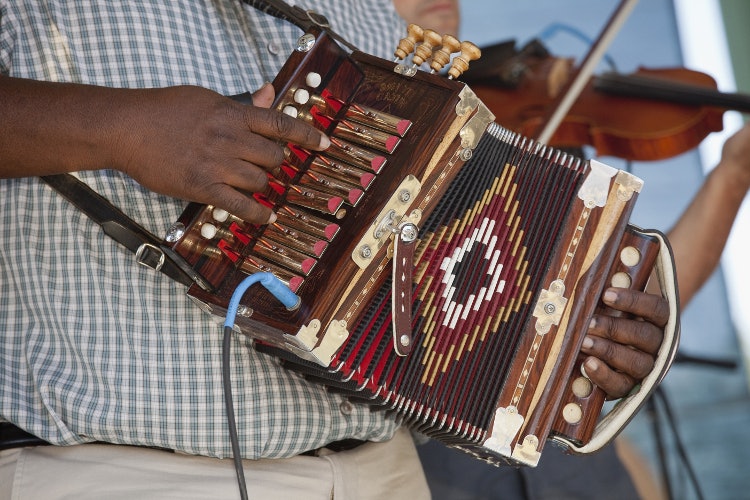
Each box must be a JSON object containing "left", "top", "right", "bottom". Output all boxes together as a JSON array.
[{"left": 534, "top": 0, "right": 639, "bottom": 145}]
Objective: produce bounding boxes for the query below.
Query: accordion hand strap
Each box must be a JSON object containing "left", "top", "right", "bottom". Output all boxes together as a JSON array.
[
  {"left": 392, "top": 222, "right": 420, "bottom": 356},
  {"left": 555, "top": 228, "right": 681, "bottom": 454}
]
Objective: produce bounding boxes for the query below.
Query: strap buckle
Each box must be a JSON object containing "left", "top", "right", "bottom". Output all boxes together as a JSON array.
[{"left": 135, "top": 243, "right": 166, "bottom": 272}]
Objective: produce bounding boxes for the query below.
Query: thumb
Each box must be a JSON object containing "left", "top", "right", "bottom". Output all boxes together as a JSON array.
[{"left": 252, "top": 82, "right": 275, "bottom": 108}]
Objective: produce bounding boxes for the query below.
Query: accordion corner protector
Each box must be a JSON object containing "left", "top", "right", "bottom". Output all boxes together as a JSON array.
[
  {"left": 615, "top": 170, "right": 645, "bottom": 201},
  {"left": 457, "top": 87, "right": 495, "bottom": 151},
  {"left": 482, "top": 406, "right": 541, "bottom": 467},
  {"left": 286, "top": 318, "right": 349, "bottom": 367},
  {"left": 511, "top": 435, "right": 542, "bottom": 467}
]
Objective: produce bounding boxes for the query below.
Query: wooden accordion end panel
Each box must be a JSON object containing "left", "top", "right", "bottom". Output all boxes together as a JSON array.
[
  {"left": 167, "top": 29, "right": 492, "bottom": 364},
  {"left": 165, "top": 29, "right": 673, "bottom": 467}
]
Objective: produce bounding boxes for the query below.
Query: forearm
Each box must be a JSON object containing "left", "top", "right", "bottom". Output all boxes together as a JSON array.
[
  {"left": 665, "top": 160, "right": 750, "bottom": 307},
  {"left": 0, "top": 76, "right": 131, "bottom": 178}
]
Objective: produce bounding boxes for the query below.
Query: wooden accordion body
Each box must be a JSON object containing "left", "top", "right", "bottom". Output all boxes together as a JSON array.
[{"left": 165, "top": 29, "right": 677, "bottom": 467}]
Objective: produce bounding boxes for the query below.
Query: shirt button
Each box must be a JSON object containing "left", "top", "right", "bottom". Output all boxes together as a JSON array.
[
  {"left": 339, "top": 400, "right": 353, "bottom": 415},
  {"left": 267, "top": 42, "right": 281, "bottom": 55}
]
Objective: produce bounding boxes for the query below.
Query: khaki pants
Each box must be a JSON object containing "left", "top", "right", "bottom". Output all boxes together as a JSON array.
[{"left": 0, "top": 428, "right": 430, "bottom": 500}]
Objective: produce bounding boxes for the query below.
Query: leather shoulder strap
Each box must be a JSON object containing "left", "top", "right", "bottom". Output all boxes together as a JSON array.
[
  {"left": 41, "top": 174, "right": 210, "bottom": 289},
  {"left": 240, "top": 0, "right": 359, "bottom": 52}
]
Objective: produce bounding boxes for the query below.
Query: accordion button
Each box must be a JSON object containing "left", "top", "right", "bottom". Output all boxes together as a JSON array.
[
  {"left": 200, "top": 223, "right": 217, "bottom": 239},
  {"left": 562, "top": 403, "right": 583, "bottom": 424},
  {"left": 306, "top": 72, "right": 322, "bottom": 88},
  {"left": 212, "top": 208, "right": 230, "bottom": 222},
  {"left": 611, "top": 271, "right": 632, "bottom": 289},
  {"left": 294, "top": 88, "right": 310, "bottom": 105},
  {"left": 620, "top": 245, "right": 642, "bottom": 267},
  {"left": 571, "top": 376, "right": 594, "bottom": 398}
]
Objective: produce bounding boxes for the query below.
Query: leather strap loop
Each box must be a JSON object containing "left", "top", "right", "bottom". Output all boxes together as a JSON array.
[{"left": 391, "top": 222, "right": 419, "bottom": 356}]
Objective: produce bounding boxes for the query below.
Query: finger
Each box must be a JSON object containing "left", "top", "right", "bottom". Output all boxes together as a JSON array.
[
  {"left": 200, "top": 183, "right": 275, "bottom": 224},
  {"left": 251, "top": 83, "right": 275, "bottom": 109},
  {"left": 582, "top": 356, "right": 637, "bottom": 399},
  {"left": 229, "top": 132, "right": 287, "bottom": 172},
  {"left": 213, "top": 159, "right": 271, "bottom": 196},
  {"left": 243, "top": 106, "right": 330, "bottom": 152},
  {"left": 588, "top": 314, "right": 663, "bottom": 354},
  {"left": 601, "top": 287, "right": 669, "bottom": 327},
  {"left": 581, "top": 335, "right": 655, "bottom": 380}
]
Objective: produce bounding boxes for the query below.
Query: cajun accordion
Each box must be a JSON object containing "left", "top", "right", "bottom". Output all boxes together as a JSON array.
[{"left": 165, "top": 28, "right": 679, "bottom": 466}]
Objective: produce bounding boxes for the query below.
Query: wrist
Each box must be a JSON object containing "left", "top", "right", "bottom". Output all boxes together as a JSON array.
[{"left": 711, "top": 158, "right": 750, "bottom": 198}]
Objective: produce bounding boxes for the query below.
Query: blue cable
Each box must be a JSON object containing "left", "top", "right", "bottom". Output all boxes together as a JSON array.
[
  {"left": 224, "top": 271, "right": 301, "bottom": 328},
  {"left": 222, "top": 271, "right": 300, "bottom": 500}
]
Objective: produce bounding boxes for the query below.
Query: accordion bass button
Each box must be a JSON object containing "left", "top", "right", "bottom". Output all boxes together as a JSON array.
[
  {"left": 571, "top": 376, "right": 594, "bottom": 398},
  {"left": 611, "top": 271, "right": 632, "bottom": 289},
  {"left": 293, "top": 88, "right": 310, "bottom": 105},
  {"left": 212, "top": 208, "right": 230, "bottom": 222},
  {"left": 620, "top": 245, "right": 642, "bottom": 267},
  {"left": 562, "top": 403, "right": 583, "bottom": 425}
]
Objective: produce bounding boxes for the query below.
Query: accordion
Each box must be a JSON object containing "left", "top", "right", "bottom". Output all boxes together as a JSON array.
[{"left": 165, "top": 28, "right": 679, "bottom": 466}]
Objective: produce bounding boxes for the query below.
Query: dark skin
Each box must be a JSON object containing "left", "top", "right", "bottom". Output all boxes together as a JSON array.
[
  {"left": 0, "top": 75, "right": 669, "bottom": 399},
  {"left": 584, "top": 287, "right": 669, "bottom": 398},
  {"left": 0, "top": 77, "right": 328, "bottom": 223}
]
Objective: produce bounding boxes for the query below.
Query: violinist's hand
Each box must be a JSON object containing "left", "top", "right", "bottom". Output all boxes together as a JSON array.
[
  {"left": 579, "top": 287, "right": 669, "bottom": 399},
  {"left": 113, "top": 83, "right": 329, "bottom": 224}
]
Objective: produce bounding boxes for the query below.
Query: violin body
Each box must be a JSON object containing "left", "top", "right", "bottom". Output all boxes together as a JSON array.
[
  {"left": 462, "top": 40, "right": 727, "bottom": 161},
  {"left": 469, "top": 66, "right": 724, "bottom": 161}
]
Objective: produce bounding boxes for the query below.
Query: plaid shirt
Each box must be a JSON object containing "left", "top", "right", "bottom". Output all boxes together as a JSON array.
[{"left": 0, "top": 0, "right": 405, "bottom": 459}]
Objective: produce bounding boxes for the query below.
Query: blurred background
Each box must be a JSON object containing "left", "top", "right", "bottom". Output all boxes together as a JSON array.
[{"left": 419, "top": 1, "right": 750, "bottom": 498}]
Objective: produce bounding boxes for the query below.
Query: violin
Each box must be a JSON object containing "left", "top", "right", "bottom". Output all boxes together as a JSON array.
[{"left": 462, "top": 38, "right": 747, "bottom": 162}]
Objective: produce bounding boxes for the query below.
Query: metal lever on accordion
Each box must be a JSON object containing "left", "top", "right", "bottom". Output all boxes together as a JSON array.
[{"left": 552, "top": 228, "right": 681, "bottom": 454}]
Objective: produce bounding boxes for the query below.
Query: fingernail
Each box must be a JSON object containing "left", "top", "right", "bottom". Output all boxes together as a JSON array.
[
  {"left": 319, "top": 134, "right": 331, "bottom": 150},
  {"left": 603, "top": 289, "right": 618, "bottom": 303},
  {"left": 266, "top": 212, "right": 277, "bottom": 225},
  {"left": 582, "top": 336, "right": 593, "bottom": 349},
  {"left": 589, "top": 317, "right": 597, "bottom": 330},
  {"left": 585, "top": 358, "right": 600, "bottom": 373}
]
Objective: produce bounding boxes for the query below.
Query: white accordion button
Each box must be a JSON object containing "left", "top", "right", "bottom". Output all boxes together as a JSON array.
[
  {"left": 305, "top": 72, "right": 322, "bottom": 88},
  {"left": 200, "top": 223, "right": 218, "bottom": 239},
  {"left": 282, "top": 105, "right": 299, "bottom": 118},
  {"left": 620, "top": 245, "right": 641, "bottom": 267},
  {"left": 212, "top": 208, "right": 230, "bottom": 222},
  {"left": 562, "top": 403, "right": 583, "bottom": 424},
  {"left": 293, "top": 88, "right": 310, "bottom": 104},
  {"left": 611, "top": 271, "right": 632, "bottom": 289},
  {"left": 571, "top": 376, "right": 594, "bottom": 398}
]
